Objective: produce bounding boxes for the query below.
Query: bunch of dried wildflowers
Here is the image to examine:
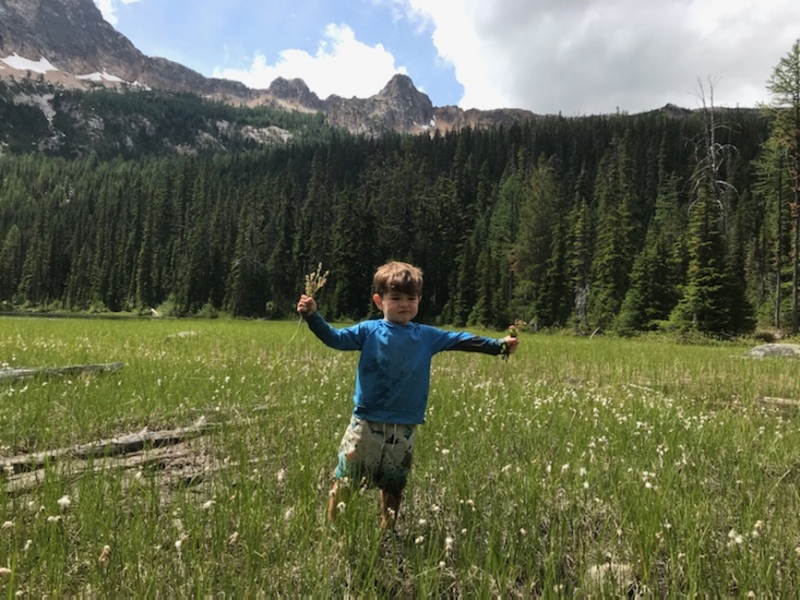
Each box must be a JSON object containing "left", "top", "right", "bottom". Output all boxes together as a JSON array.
[{"left": 304, "top": 263, "right": 329, "bottom": 298}]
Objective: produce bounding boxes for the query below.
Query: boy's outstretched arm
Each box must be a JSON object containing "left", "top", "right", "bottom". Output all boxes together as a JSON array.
[
  {"left": 296, "top": 294, "right": 362, "bottom": 351},
  {"left": 446, "top": 334, "right": 519, "bottom": 356}
]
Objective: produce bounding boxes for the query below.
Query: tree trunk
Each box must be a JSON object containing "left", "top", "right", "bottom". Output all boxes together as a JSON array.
[
  {"left": 793, "top": 208, "right": 799, "bottom": 334},
  {"left": 776, "top": 157, "right": 783, "bottom": 329}
]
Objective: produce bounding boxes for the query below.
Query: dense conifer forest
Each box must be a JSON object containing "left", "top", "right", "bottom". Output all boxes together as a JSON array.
[{"left": 2, "top": 40, "right": 800, "bottom": 338}]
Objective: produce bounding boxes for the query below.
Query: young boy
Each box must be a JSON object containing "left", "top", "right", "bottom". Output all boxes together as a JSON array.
[{"left": 297, "top": 261, "right": 519, "bottom": 529}]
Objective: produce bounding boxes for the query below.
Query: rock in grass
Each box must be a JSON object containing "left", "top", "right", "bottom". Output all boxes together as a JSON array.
[
  {"left": 745, "top": 344, "right": 800, "bottom": 358},
  {"left": 583, "top": 562, "right": 636, "bottom": 595}
]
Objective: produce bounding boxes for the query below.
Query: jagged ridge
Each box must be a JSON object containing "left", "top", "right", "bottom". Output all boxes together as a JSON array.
[{"left": 0, "top": 0, "right": 538, "bottom": 137}]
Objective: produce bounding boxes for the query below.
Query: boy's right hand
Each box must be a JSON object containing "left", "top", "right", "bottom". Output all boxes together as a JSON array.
[{"left": 297, "top": 294, "right": 317, "bottom": 316}]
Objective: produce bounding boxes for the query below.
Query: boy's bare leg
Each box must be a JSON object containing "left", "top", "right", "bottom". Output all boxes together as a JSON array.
[
  {"left": 327, "top": 480, "right": 343, "bottom": 522},
  {"left": 380, "top": 489, "right": 402, "bottom": 530}
]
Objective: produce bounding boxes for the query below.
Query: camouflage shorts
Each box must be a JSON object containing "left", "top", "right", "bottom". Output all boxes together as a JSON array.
[{"left": 335, "top": 416, "right": 417, "bottom": 493}]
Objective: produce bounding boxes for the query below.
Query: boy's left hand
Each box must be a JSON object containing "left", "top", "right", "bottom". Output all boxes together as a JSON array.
[{"left": 502, "top": 335, "right": 519, "bottom": 354}]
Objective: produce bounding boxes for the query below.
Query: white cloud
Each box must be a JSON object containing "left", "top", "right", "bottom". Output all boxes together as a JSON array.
[
  {"left": 397, "top": 0, "right": 800, "bottom": 114},
  {"left": 214, "top": 23, "right": 407, "bottom": 99},
  {"left": 92, "top": 0, "right": 141, "bottom": 26}
]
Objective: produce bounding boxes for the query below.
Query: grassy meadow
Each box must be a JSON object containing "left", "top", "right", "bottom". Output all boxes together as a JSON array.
[{"left": 2, "top": 316, "right": 800, "bottom": 596}]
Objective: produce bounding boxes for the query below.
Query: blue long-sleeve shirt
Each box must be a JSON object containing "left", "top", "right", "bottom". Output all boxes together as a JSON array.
[{"left": 304, "top": 312, "right": 506, "bottom": 424}]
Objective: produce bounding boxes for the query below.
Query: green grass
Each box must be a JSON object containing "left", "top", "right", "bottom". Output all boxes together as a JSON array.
[{"left": 2, "top": 316, "right": 800, "bottom": 596}]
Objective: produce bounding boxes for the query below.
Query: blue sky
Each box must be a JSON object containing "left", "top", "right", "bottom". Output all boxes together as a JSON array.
[{"left": 92, "top": 0, "right": 800, "bottom": 116}]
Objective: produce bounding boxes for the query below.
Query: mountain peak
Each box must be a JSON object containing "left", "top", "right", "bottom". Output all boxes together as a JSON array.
[
  {"left": 267, "top": 77, "right": 323, "bottom": 109},
  {"left": 379, "top": 73, "right": 417, "bottom": 97}
]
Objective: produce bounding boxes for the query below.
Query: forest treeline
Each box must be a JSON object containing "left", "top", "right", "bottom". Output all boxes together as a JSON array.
[
  {"left": 0, "top": 79, "right": 333, "bottom": 158},
  {"left": 1, "top": 41, "right": 799, "bottom": 337}
]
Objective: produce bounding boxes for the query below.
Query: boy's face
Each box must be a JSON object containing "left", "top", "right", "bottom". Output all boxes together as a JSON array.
[{"left": 373, "top": 291, "right": 420, "bottom": 325}]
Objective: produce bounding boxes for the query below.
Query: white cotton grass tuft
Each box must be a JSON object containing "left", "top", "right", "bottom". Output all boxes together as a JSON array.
[{"left": 57, "top": 495, "right": 71, "bottom": 510}]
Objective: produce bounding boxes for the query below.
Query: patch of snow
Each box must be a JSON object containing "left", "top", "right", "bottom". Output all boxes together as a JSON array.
[
  {"left": 77, "top": 71, "right": 125, "bottom": 83},
  {"left": 13, "top": 93, "right": 56, "bottom": 124},
  {"left": 1, "top": 54, "right": 58, "bottom": 74}
]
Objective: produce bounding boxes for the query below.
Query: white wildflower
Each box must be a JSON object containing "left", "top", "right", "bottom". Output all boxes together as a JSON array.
[
  {"left": 751, "top": 520, "right": 764, "bottom": 538},
  {"left": 57, "top": 495, "right": 71, "bottom": 510},
  {"left": 727, "top": 529, "right": 744, "bottom": 547},
  {"left": 1, "top": 521, "right": 12, "bottom": 530},
  {"left": 415, "top": 536, "right": 425, "bottom": 544}
]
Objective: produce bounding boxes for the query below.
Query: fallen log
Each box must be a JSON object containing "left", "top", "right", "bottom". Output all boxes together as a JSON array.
[
  {"left": 0, "top": 362, "right": 124, "bottom": 381},
  {"left": 1, "top": 417, "right": 214, "bottom": 476}
]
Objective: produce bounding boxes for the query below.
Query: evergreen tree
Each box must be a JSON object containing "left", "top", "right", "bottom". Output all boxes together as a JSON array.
[
  {"left": 329, "top": 186, "right": 376, "bottom": 320},
  {"left": 0, "top": 224, "right": 23, "bottom": 303},
  {"left": 587, "top": 138, "right": 637, "bottom": 330},
  {"left": 753, "top": 136, "right": 793, "bottom": 326},
  {"left": 566, "top": 168, "right": 593, "bottom": 333},
  {"left": 669, "top": 84, "right": 755, "bottom": 335},
  {"left": 616, "top": 175, "right": 684, "bottom": 334},
  {"left": 764, "top": 39, "right": 800, "bottom": 332},
  {"left": 515, "top": 155, "right": 563, "bottom": 327}
]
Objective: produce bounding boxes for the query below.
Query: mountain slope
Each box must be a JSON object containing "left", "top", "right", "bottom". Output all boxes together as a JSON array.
[{"left": 0, "top": 0, "right": 537, "bottom": 138}]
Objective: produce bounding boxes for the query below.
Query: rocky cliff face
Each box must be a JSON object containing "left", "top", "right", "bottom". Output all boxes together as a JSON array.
[
  {"left": 0, "top": 0, "right": 537, "bottom": 136},
  {"left": 0, "top": 0, "right": 145, "bottom": 82}
]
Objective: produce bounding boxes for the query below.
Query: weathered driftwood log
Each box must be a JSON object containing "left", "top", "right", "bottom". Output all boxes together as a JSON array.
[
  {"left": 1, "top": 417, "right": 214, "bottom": 476},
  {"left": 0, "top": 362, "right": 124, "bottom": 381},
  {"left": 1, "top": 417, "right": 226, "bottom": 495}
]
